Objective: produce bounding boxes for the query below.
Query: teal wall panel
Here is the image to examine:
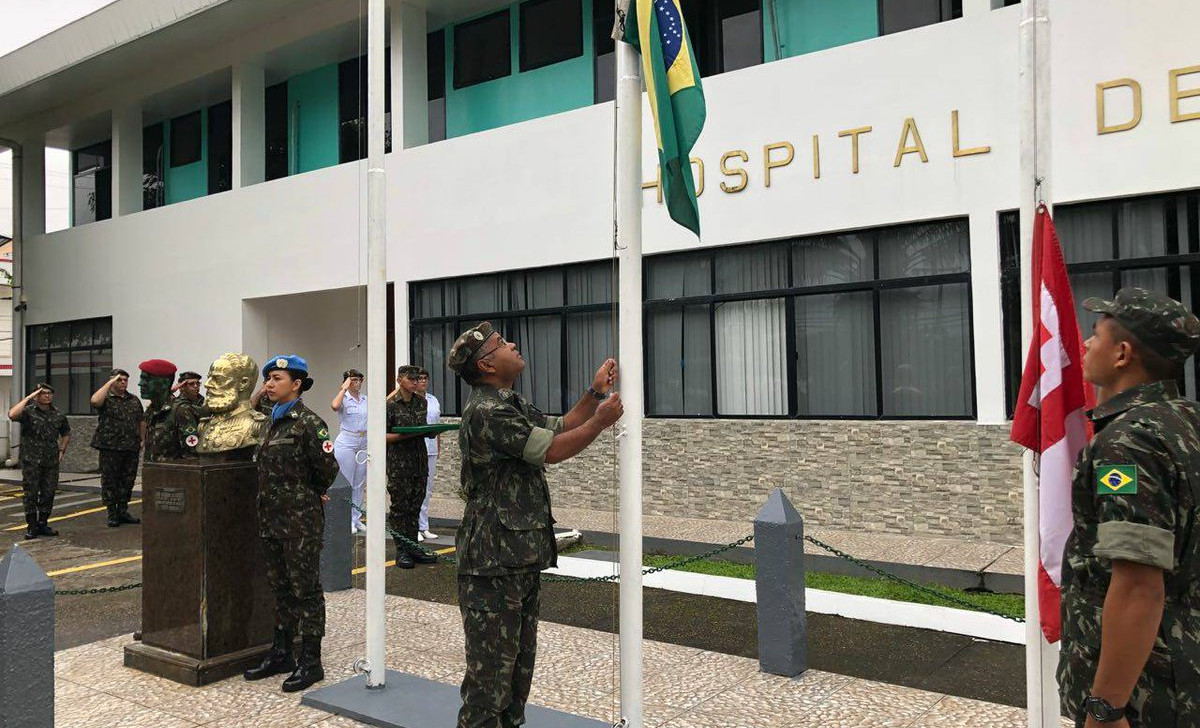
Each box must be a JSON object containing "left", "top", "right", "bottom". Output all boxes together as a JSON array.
[
  {"left": 165, "top": 114, "right": 208, "bottom": 205},
  {"left": 444, "top": 0, "right": 595, "bottom": 139},
  {"left": 763, "top": 0, "right": 878, "bottom": 61},
  {"left": 287, "top": 64, "right": 340, "bottom": 174}
]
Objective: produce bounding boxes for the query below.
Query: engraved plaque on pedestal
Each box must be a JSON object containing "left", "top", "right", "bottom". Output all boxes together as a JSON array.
[{"left": 124, "top": 461, "right": 273, "bottom": 685}]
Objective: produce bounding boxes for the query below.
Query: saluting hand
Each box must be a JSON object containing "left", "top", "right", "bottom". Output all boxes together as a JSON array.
[
  {"left": 594, "top": 392, "right": 624, "bottom": 428},
  {"left": 592, "top": 359, "right": 618, "bottom": 395}
]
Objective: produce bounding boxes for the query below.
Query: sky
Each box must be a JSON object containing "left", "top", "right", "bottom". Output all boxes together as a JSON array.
[{"left": 0, "top": 0, "right": 117, "bottom": 237}]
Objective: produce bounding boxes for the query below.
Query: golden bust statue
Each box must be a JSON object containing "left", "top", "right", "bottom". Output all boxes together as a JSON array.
[{"left": 196, "top": 353, "right": 267, "bottom": 456}]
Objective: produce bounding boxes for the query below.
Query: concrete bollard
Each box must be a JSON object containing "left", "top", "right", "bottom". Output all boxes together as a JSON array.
[
  {"left": 0, "top": 544, "right": 54, "bottom": 727},
  {"left": 754, "top": 488, "right": 808, "bottom": 677},
  {"left": 321, "top": 474, "right": 353, "bottom": 592}
]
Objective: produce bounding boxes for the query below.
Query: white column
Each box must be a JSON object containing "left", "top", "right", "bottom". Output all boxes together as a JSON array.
[
  {"left": 233, "top": 61, "right": 266, "bottom": 188},
  {"left": 393, "top": 280, "right": 409, "bottom": 364},
  {"left": 968, "top": 209, "right": 1006, "bottom": 425},
  {"left": 19, "top": 136, "right": 45, "bottom": 238},
  {"left": 112, "top": 105, "right": 143, "bottom": 217},
  {"left": 389, "top": 0, "right": 428, "bottom": 150}
]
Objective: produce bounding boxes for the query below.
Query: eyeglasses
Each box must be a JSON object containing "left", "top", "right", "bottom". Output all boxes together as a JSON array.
[{"left": 473, "top": 336, "right": 510, "bottom": 362}]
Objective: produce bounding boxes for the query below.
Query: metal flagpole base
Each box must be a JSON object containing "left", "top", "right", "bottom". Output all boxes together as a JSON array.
[{"left": 303, "top": 670, "right": 610, "bottom": 727}]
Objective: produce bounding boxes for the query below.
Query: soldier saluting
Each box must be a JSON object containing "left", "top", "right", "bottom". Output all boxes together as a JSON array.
[
  {"left": 8, "top": 383, "right": 70, "bottom": 539},
  {"left": 447, "top": 322, "right": 622, "bottom": 728},
  {"left": 1059, "top": 288, "right": 1200, "bottom": 727},
  {"left": 89, "top": 368, "right": 144, "bottom": 527},
  {"left": 243, "top": 355, "right": 339, "bottom": 693}
]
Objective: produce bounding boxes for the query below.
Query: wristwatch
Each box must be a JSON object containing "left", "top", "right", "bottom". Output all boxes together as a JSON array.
[
  {"left": 586, "top": 386, "right": 608, "bottom": 400},
  {"left": 1083, "top": 696, "right": 1125, "bottom": 723}
]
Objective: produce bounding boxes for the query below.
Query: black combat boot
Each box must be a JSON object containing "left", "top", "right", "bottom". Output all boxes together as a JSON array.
[
  {"left": 23, "top": 514, "right": 37, "bottom": 540},
  {"left": 393, "top": 538, "right": 414, "bottom": 569},
  {"left": 281, "top": 638, "right": 324, "bottom": 693},
  {"left": 117, "top": 504, "right": 140, "bottom": 525},
  {"left": 106, "top": 504, "right": 121, "bottom": 527},
  {"left": 244, "top": 627, "right": 296, "bottom": 681},
  {"left": 37, "top": 520, "right": 59, "bottom": 537},
  {"left": 410, "top": 546, "right": 438, "bottom": 565}
]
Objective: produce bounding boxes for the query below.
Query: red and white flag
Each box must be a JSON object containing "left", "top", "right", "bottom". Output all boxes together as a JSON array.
[{"left": 1010, "top": 204, "right": 1095, "bottom": 644}]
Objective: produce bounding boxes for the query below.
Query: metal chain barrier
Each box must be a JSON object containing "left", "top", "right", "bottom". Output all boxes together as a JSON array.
[
  {"left": 542, "top": 535, "right": 754, "bottom": 584},
  {"left": 56, "top": 583, "right": 143, "bottom": 596},
  {"left": 802, "top": 534, "right": 1025, "bottom": 624},
  {"left": 349, "top": 498, "right": 754, "bottom": 584}
]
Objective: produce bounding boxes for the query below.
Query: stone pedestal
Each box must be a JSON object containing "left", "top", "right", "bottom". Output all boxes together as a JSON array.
[{"left": 125, "top": 461, "right": 273, "bottom": 686}]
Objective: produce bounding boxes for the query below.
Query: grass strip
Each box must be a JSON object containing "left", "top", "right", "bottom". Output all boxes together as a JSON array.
[{"left": 640, "top": 554, "right": 1025, "bottom": 620}]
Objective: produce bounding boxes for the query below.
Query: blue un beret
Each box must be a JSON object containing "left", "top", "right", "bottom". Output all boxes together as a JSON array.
[{"left": 263, "top": 354, "right": 309, "bottom": 378}]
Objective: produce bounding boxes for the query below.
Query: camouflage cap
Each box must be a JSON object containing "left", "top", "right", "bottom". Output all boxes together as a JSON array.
[
  {"left": 446, "top": 322, "right": 496, "bottom": 375},
  {"left": 1085, "top": 287, "right": 1200, "bottom": 363},
  {"left": 396, "top": 364, "right": 421, "bottom": 378}
]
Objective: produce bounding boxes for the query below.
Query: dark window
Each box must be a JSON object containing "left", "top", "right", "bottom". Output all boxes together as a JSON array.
[
  {"left": 454, "top": 10, "right": 512, "bottom": 89},
  {"left": 520, "top": 0, "right": 583, "bottom": 72},
  {"left": 1001, "top": 191, "right": 1200, "bottom": 415},
  {"left": 170, "top": 110, "right": 202, "bottom": 168},
  {"left": 410, "top": 262, "right": 615, "bottom": 415},
  {"left": 142, "top": 124, "right": 164, "bottom": 210},
  {"left": 428, "top": 29, "right": 447, "bottom": 141},
  {"left": 265, "top": 82, "right": 289, "bottom": 180},
  {"left": 72, "top": 141, "right": 111, "bottom": 225},
  {"left": 879, "top": 0, "right": 962, "bottom": 35},
  {"left": 646, "top": 219, "right": 975, "bottom": 418},
  {"left": 681, "top": 0, "right": 762, "bottom": 77},
  {"left": 26, "top": 318, "right": 113, "bottom": 415},
  {"left": 593, "top": 0, "right": 616, "bottom": 103},
  {"left": 338, "top": 53, "right": 394, "bottom": 163},
  {"left": 207, "top": 100, "right": 232, "bottom": 194}
]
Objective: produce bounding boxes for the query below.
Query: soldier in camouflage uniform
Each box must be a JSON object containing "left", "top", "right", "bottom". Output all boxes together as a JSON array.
[
  {"left": 140, "top": 359, "right": 202, "bottom": 463},
  {"left": 1059, "top": 288, "right": 1200, "bottom": 728},
  {"left": 448, "top": 322, "right": 622, "bottom": 728},
  {"left": 173, "top": 371, "right": 205, "bottom": 410},
  {"left": 386, "top": 365, "right": 439, "bottom": 568},
  {"left": 8, "top": 384, "right": 70, "bottom": 539},
  {"left": 89, "top": 369, "right": 144, "bottom": 527},
  {"left": 244, "top": 355, "right": 339, "bottom": 694}
]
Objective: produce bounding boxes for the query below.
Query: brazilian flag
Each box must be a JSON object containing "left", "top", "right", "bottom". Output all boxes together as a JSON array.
[{"left": 616, "top": 0, "right": 706, "bottom": 236}]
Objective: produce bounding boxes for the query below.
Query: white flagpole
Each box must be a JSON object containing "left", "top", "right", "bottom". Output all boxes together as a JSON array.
[
  {"left": 1019, "top": 0, "right": 1057, "bottom": 724},
  {"left": 615, "top": 15, "right": 645, "bottom": 728},
  {"left": 364, "top": 0, "right": 388, "bottom": 690}
]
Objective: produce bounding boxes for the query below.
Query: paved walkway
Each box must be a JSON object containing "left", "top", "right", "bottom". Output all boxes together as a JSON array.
[{"left": 55, "top": 589, "right": 1064, "bottom": 728}]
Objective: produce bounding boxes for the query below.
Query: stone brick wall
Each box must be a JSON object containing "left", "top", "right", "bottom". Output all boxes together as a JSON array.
[{"left": 432, "top": 418, "right": 1025, "bottom": 544}]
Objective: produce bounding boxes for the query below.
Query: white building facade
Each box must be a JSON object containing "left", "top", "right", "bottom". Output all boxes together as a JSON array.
[{"left": 1, "top": 0, "right": 1197, "bottom": 539}]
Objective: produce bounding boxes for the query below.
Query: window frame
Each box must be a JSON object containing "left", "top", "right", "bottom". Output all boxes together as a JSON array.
[
  {"left": 169, "top": 110, "right": 203, "bottom": 168},
  {"left": 877, "top": 0, "right": 963, "bottom": 36},
  {"left": 644, "top": 218, "right": 977, "bottom": 420},
  {"left": 453, "top": 9, "right": 513, "bottom": 90},
  {"left": 409, "top": 261, "right": 616, "bottom": 416},
  {"left": 518, "top": 0, "right": 585, "bottom": 73},
  {"left": 1000, "top": 190, "right": 1200, "bottom": 416},
  {"left": 26, "top": 317, "right": 114, "bottom": 416}
]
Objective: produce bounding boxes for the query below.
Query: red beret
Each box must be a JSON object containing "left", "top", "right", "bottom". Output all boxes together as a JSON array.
[{"left": 139, "top": 359, "right": 177, "bottom": 378}]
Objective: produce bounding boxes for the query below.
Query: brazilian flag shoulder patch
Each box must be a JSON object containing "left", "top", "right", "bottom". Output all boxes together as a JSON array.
[{"left": 1097, "top": 465, "right": 1137, "bottom": 494}]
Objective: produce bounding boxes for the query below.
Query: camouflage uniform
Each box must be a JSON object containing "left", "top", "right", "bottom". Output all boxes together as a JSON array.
[
  {"left": 144, "top": 397, "right": 201, "bottom": 463},
  {"left": 386, "top": 393, "right": 430, "bottom": 549},
  {"left": 17, "top": 404, "right": 70, "bottom": 528},
  {"left": 91, "top": 391, "right": 144, "bottom": 510},
  {"left": 456, "top": 384, "right": 561, "bottom": 728},
  {"left": 255, "top": 399, "right": 339, "bottom": 638},
  {"left": 1058, "top": 288, "right": 1200, "bottom": 727}
]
